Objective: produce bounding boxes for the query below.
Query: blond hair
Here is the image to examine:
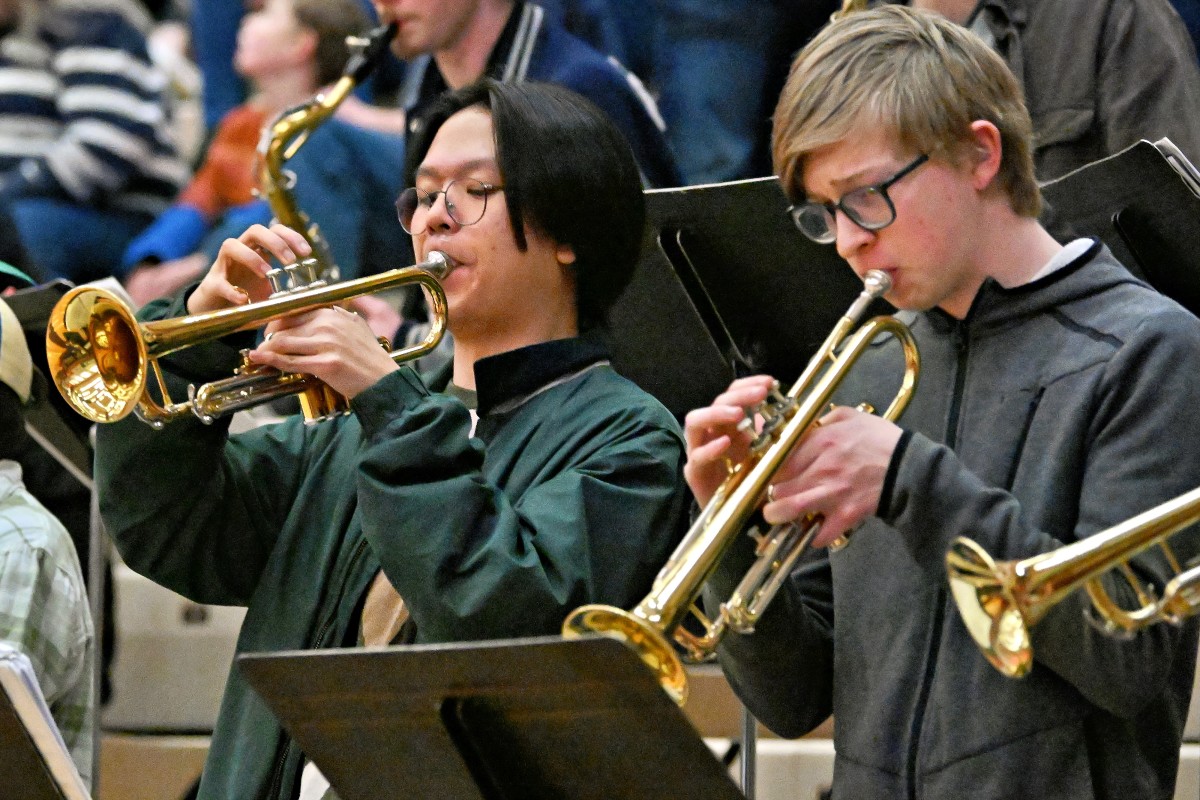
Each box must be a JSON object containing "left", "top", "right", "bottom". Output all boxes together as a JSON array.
[{"left": 772, "top": 5, "right": 1040, "bottom": 216}]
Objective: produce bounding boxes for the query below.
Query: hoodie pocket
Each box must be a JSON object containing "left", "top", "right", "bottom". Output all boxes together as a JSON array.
[{"left": 921, "top": 717, "right": 1094, "bottom": 800}]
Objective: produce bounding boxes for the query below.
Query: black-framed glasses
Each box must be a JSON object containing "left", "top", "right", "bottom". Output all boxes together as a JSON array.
[
  {"left": 788, "top": 153, "right": 929, "bottom": 244},
  {"left": 395, "top": 178, "right": 505, "bottom": 234}
]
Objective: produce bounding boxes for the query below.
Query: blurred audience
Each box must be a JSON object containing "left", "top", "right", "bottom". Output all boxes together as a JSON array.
[
  {"left": 909, "top": 0, "right": 1200, "bottom": 180},
  {"left": 217, "top": 0, "right": 683, "bottom": 288},
  {"left": 0, "top": 0, "right": 188, "bottom": 285},
  {"left": 188, "top": 0, "right": 393, "bottom": 133},
  {"left": 122, "top": 0, "right": 371, "bottom": 307},
  {"left": 540, "top": 0, "right": 839, "bottom": 184}
]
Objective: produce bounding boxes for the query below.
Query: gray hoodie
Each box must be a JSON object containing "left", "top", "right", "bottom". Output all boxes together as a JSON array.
[{"left": 709, "top": 241, "right": 1200, "bottom": 800}]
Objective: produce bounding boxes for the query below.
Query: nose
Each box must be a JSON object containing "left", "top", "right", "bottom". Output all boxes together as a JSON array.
[
  {"left": 833, "top": 208, "right": 874, "bottom": 261},
  {"left": 421, "top": 189, "right": 459, "bottom": 233}
]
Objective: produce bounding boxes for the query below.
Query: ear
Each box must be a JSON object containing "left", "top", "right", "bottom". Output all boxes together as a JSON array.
[
  {"left": 292, "top": 27, "right": 318, "bottom": 66},
  {"left": 967, "top": 120, "right": 1003, "bottom": 192},
  {"left": 556, "top": 242, "right": 576, "bottom": 266}
]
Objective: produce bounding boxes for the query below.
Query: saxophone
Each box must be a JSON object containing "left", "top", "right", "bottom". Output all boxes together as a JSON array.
[
  {"left": 831, "top": 0, "right": 871, "bottom": 20},
  {"left": 256, "top": 22, "right": 398, "bottom": 284}
]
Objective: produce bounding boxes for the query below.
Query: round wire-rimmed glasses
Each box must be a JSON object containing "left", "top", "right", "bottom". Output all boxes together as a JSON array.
[
  {"left": 395, "top": 178, "right": 506, "bottom": 235},
  {"left": 788, "top": 153, "right": 929, "bottom": 244}
]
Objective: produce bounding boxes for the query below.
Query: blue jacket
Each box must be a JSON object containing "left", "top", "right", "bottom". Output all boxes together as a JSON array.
[{"left": 399, "top": 1, "right": 681, "bottom": 188}]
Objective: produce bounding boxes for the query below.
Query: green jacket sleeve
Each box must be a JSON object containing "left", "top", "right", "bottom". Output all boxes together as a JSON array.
[
  {"left": 95, "top": 294, "right": 313, "bottom": 606},
  {"left": 351, "top": 367, "right": 688, "bottom": 642}
]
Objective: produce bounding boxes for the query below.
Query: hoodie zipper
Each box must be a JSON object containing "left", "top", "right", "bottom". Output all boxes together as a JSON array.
[
  {"left": 943, "top": 322, "right": 970, "bottom": 451},
  {"left": 264, "top": 537, "right": 370, "bottom": 799},
  {"left": 905, "top": 321, "right": 969, "bottom": 800}
]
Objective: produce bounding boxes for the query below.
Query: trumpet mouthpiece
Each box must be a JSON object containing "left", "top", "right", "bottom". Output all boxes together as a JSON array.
[
  {"left": 863, "top": 269, "right": 892, "bottom": 297},
  {"left": 425, "top": 250, "right": 454, "bottom": 278}
]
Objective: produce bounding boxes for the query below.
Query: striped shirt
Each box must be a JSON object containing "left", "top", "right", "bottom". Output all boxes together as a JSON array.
[
  {"left": 0, "top": 460, "right": 94, "bottom": 784},
  {"left": 0, "top": 0, "right": 188, "bottom": 216}
]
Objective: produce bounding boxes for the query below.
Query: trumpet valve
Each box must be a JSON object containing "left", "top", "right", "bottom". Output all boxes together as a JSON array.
[
  {"left": 235, "top": 349, "right": 254, "bottom": 375},
  {"left": 747, "top": 525, "right": 770, "bottom": 553},
  {"left": 266, "top": 257, "right": 325, "bottom": 295}
]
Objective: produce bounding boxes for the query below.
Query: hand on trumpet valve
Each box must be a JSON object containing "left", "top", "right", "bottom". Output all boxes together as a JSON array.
[
  {"left": 188, "top": 223, "right": 313, "bottom": 315},
  {"left": 251, "top": 300, "right": 400, "bottom": 401},
  {"left": 759, "top": 404, "right": 903, "bottom": 549},
  {"left": 684, "top": 375, "right": 778, "bottom": 507}
]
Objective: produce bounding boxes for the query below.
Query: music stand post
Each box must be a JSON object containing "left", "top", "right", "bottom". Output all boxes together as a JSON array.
[{"left": 240, "top": 635, "right": 747, "bottom": 800}]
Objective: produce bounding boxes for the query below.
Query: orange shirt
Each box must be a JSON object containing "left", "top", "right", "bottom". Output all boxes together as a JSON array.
[{"left": 177, "top": 104, "right": 267, "bottom": 219}]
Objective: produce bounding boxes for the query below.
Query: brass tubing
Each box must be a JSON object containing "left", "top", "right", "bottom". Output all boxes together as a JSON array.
[{"left": 564, "top": 270, "right": 921, "bottom": 703}]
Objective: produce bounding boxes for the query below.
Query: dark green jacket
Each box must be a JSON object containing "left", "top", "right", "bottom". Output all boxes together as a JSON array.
[{"left": 96, "top": 296, "right": 688, "bottom": 799}]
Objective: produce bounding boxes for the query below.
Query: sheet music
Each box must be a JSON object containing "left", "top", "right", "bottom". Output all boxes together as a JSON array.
[{"left": 0, "top": 643, "right": 90, "bottom": 800}]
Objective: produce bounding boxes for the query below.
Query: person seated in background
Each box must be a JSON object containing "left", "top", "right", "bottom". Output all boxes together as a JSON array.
[
  {"left": 539, "top": 0, "right": 840, "bottom": 185},
  {"left": 686, "top": 6, "right": 1200, "bottom": 798},
  {"left": 95, "top": 79, "right": 689, "bottom": 800},
  {"left": 908, "top": 0, "right": 1200, "bottom": 181},
  {"left": 0, "top": 0, "right": 188, "bottom": 285},
  {"left": 380, "top": 0, "right": 679, "bottom": 189},
  {"left": 242, "top": 0, "right": 682, "bottom": 286},
  {"left": 187, "top": 0, "right": 397, "bottom": 135},
  {"left": 0, "top": 293, "right": 95, "bottom": 785},
  {"left": 121, "top": 0, "right": 371, "bottom": 307}
]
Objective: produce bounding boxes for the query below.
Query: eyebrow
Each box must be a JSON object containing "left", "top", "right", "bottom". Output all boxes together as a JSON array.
[
  {"left": 415, "top": 158, "right": 498, "bottom": 181},
  {"left": 809, "top": 161, "right": 902, "bottom": 201}
]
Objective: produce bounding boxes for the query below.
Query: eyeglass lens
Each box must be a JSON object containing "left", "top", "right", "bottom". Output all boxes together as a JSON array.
[
  {"left": 793, "top": 186, "right": 896, "bottom": 244},
  {"left": 790, "top": 154, "right": 928, "bottom": 244},
  {"left": 396, "top": 178, "right": 493, "bottom": 234}
]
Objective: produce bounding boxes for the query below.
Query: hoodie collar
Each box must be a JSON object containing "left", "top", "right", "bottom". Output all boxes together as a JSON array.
[{"left": 925, "top": 239, "right": 1144, "bottom": 333}]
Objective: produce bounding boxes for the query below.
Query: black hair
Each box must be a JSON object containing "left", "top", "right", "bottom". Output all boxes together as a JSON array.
[{"left": 405, "top": 79, "right": 646, "bottom": 330}]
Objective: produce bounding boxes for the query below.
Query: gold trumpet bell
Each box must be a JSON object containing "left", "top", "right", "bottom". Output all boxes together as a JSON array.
[
  {"left": 46, "top": 286, "right": 149, "bottom": 423},
  {"left": 946, "top": 537, "right": 1033, "bottom": 678},
  {"left": 562, "top": 604, "right": 689, "bottom": 705}
]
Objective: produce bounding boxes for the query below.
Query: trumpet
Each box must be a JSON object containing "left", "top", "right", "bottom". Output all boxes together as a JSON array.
[
  {"left": 947, "top": 485, "right": 1200, "bottom": 679},
  {"left": 46, "top": 252, "right": 449, "bottom": 428},
  {"left": 563, "top": 270, "right": 920, "bottom": 704}
]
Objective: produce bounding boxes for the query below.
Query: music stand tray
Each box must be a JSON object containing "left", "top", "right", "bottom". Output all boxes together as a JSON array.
[
  {"left": 0, "top": 646, "right": 91, "bottom": 800},
  {"left": 1041, "top": 137, "right": 1200, "bottom": 317},
  {"left": 239, "top": 635, "right": 746, "bottom": 800}
]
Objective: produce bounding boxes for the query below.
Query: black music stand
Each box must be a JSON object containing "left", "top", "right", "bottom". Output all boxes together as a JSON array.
[
  {"left": 608, "top": 176, "right": 867, "bottom": 420},
  {"left": 1041, "top": 138, "right": 1200, "bottom": 317},
  {"left": 238, "top": 635, "right": 746, "bottom": 800}
]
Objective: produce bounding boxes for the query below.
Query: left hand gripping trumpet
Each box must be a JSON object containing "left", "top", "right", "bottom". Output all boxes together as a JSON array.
[{"left": 563, "top": 270, "right": 920, "bottom": 704}]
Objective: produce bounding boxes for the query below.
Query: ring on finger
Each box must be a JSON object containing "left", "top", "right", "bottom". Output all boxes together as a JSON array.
[{"left": 829, "top": 523, "right": 861, "bottom": 553}]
